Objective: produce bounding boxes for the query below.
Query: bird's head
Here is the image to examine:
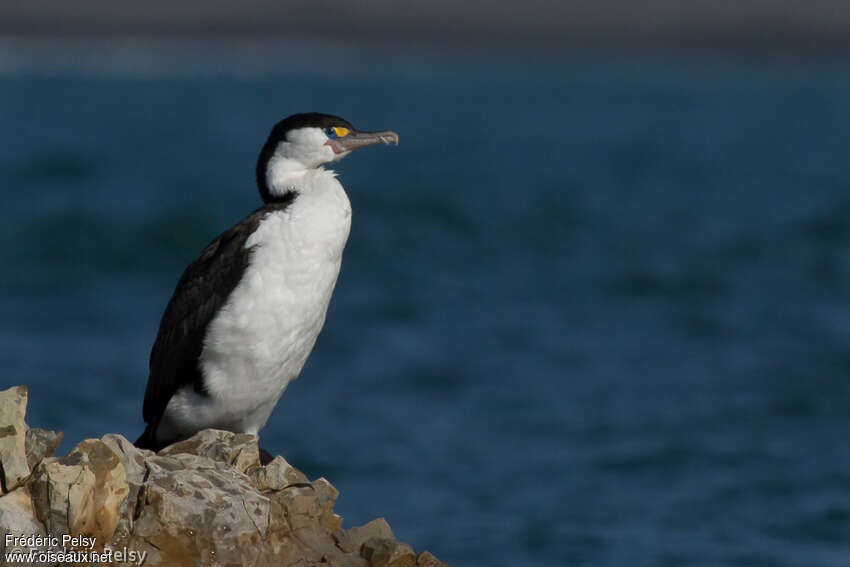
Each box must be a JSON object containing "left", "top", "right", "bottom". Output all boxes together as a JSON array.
[{"left": 256, "top": 112, "right": 399, "bottom": 203}]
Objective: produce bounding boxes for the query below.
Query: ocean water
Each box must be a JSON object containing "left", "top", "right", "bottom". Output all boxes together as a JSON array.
[{"left": 1, "top": 50, "right": 850, "bottom": 566}]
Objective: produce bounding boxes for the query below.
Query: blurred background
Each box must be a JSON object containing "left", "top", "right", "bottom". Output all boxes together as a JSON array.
[{"left": 2, "top": 2, "right": 849, "bottom": 566}]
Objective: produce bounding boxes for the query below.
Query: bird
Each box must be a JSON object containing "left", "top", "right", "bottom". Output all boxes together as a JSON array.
[{"left": 135, "top": 112, "right": 399, "bottom": 457}]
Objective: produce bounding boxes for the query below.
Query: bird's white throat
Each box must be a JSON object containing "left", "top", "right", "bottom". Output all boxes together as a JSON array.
[{"left": 265, "top": 155, "right": 323, "bottom": 198}]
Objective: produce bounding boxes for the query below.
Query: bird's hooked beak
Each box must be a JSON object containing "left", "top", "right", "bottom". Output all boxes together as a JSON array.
[{"left": 326, "top": 129, "right": 399, "bottom": 154}]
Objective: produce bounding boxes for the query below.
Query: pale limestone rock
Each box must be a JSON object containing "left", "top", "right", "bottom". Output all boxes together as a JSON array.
[
  {"left": 361, "top": 537, "right": 416, "bottom": 567},
  {"left": 275, "top": 483, "right": 321, "bottom": 531},
  {"left": 314, "top": 476, "right": 343, "bottom": 531},
  {"left": 337, "top": 518, "right": 396, "bottom": 553},
  {"left": 416, "top": 551, "right": 450, "bottom": 567},
  {"left": 0, "top": 486, "right": 45, "bottom": 555},
  {"left": 101, "top": 433, "right": 148, "bottom": 486},
  {"left": 128, "top": 452, "right": 272, "bottom": 567},
  {"left": 252, "top": 455, "right": 310, "bottom": 490},
  {"left": 0, "top": 388, "right": 450, "bottom": 567},
  {"left": 30, "top": 438, "right": 128, "bottom": 543},
  {"left": 25, "top": 427, "right": 63, "bottom": 470},
  {"left": 0, "top": 385, "right": 30, "bottom": 492},
  {"left": 159, "top": 428, "right": 260, "bottom": 473},
  {"left": 101, "top": 433, "right": 151, "bottom": 541}
]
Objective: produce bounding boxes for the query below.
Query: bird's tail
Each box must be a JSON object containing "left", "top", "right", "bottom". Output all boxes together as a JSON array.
[{"left": 134, "top": 423, "right": 159, "bottom": 451}]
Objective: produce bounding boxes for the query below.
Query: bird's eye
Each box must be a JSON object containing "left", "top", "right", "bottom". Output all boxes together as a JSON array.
[{"left": 325, "top": 126, "right": 350, "bottom": 139}]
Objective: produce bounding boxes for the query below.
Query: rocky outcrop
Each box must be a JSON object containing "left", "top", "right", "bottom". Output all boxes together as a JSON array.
[{"left": 0, "top": 386, "right": 448, "bottom": 567}]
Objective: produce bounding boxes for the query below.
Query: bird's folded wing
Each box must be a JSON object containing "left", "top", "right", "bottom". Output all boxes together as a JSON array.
[{"left": 142, "top": 208, "right": 268, "bottom": 426}]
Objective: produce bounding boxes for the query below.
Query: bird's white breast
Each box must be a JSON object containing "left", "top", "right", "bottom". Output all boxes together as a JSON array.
[{"left": 162, "top": 171, "right": 351, "bottom": 438}]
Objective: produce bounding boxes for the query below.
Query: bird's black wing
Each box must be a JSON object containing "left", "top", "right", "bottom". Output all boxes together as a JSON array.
[{"left": 141, "top": 204, "right": 283, "bottom": 430}]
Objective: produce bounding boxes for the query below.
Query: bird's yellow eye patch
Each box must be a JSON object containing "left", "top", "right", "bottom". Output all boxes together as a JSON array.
[{"left": 333, "top": 127, "right": 349, "bottom": 138}]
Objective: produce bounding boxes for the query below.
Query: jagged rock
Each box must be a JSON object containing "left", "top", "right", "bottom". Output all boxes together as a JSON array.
[
  {"left": 314, "top": 476, "right": 343, "bottom": 531},
  {"left": 128, "top": 452, "right": 273, "bottom": 567},
  {"left": 416, "top": 551, "right": 450, "bottom": 567},
  {"left": 0, "top": 385, "right": 30, "bottom": 492},
  {"left": 159, "top": 428, "right": 260, "bottom": 473},
  {"left": 361, "top": 537, "right": 416, "bottom": 567},
  {"left": 101, "top": 433, "right": 151, "bottom": 541},
  {"left": 101, "top": 433, "right": 149, "bottom": 486},
  {"left": 337, "top": 518, "right": 395, "bottom": 553},
  {"left": 252, "top": 455, "right": 310, "bottom": 490},
  {"left": 0, "top": 385, "right": 449, "bottom": 567},
  {"left": 0, "top": 486, "right": 45, "bottom": 555},
  {"left": 25, "top": 427, "right": 63, "bottom": 470},
  {"left": 275, "top": 483, "right": 321, "bottom": 530},
  {"left": 30, "top": 438, "right": 129, "bottom": 543}
]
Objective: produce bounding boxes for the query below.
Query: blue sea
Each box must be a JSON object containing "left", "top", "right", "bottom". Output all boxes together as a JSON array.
[{"left": 2, "top": 45, "right": 849, "bottom": 566}]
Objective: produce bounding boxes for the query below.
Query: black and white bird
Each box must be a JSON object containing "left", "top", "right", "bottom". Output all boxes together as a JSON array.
[{"left": 135, "top": 113, "right": 398, "bottom": 454}]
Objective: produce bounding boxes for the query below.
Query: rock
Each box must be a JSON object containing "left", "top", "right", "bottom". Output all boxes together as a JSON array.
[
  {"left": 101, "top": 433, "right": 149, "bottom": 485},
  {"left": 251, "top": 455, "right": 310, "bottom": 490},
  {"left": 30, "top": 438, "right": 129, "bottom": 543},
  {"left": 314, "top": 476, "right": 343, "bottom": 531},
  {"left": 128, "top": 452, "right": 273, "bottom": 567},
  {"left": 0, "top": 385, "right": 449, "bottom": 567},
  {"left": 274, "top": 483, "right": 320, "bottom": 531},
  {"left": 361, "top": 537, "right": 416, "bottom": 567},
  {"left": 0, "top": 385, "right": 30, "bottom": 492},
  {"left": 25, "top": 427, "right": 63, "bottom": 470},
  {"left": 159, "top": 428, "right": 260, "bottom": 473},
  {"left": 0, "top": 486, "right": 45, "bottom": 555},
  {"left": 417, "top": 551, "right": 450, "bottom": 567},
  {"left": 101, "top": 433, "right": 151, "bottom": 541},
  {"left": 337, "top": 518, "right": 395, "bottom": 553}
]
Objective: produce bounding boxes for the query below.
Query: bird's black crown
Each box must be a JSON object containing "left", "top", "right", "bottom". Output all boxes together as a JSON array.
[{"left": 269, "top": 113, "right": 355, "bottom": 139}]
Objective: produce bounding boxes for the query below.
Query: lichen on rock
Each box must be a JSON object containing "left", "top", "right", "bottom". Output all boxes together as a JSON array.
[{"left": 0, "top": 385, "right": 449, "bottom": 567}]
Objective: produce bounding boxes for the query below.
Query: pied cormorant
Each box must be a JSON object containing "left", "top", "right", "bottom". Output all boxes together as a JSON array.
[{"left": 135, "top": 113, "right": 398, "bottom": 457}]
